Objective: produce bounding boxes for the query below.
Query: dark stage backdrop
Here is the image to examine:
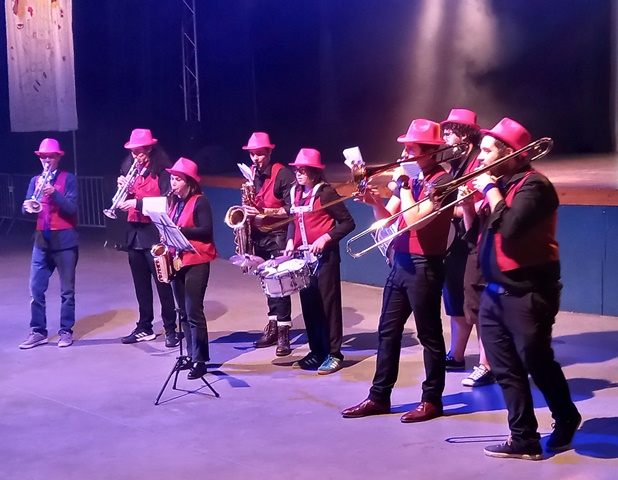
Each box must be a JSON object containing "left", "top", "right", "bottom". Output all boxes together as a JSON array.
[{"left": 0, "top": 0, "right": 612, "bottom": 176}]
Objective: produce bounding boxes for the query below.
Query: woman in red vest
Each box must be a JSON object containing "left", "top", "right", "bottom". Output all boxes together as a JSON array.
[
  {"left": 284, "top": 148, "right": 355, "bottom": 375},
  {"left": 167, "top": 158, "right": 218, "bottom": 380}
]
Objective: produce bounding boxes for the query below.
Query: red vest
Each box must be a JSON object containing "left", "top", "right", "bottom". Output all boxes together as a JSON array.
[
  {"left": 36, "top": 171, "right": 77, "bottom": 231},
  {"left": 464, "top": 154, "right": 484, "bottom": 204},
  {"left": 291, "top": 185, "right": 335, "bottom": 248},
  {"left": 254, "top": 163, "right": 285, "bottom": 209},
  {"left": 171, "top": 195, "right": 218, "bottom": 266},
  {"left": 494, "top": 170, "right": 559, "bottom": 271},
  {"left": 393, "top": 168, "right": 453, "bottom": 256},
  {"left": 128, "top": 173, "right": 161, "bottom": 223}
]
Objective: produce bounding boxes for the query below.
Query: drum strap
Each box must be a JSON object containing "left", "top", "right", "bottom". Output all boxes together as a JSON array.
[{"left": 290, "top": 183, "right": 324, "bottom": 248}]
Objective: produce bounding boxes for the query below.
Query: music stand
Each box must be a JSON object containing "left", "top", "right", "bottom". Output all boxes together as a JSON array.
[{"left": 145, "top": 208, "right": 220, "bottom": 404}]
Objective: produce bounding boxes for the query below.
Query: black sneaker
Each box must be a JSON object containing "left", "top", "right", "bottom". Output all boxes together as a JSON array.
[
  {"left": 445, "top": 353, "right": 465, "bottom": 371},
  {"left": 546, "top": 413, "right": 582, "bottom": 453},
  {"left": 164, "top": 332, "right": 179, "bottom": 348},
  {"left": 121, "top": 328, "right": 156, "bottom": 344},
  {"left": 292, "top": 352, "right": 325, "bottom": 370},
  {"left": 484, "top": 437, "right": 543, "bottom": 461}
]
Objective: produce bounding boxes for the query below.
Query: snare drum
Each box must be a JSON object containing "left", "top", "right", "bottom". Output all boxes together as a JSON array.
[{"left": 257, "top": 258, "right": 311, "bottom": 298}]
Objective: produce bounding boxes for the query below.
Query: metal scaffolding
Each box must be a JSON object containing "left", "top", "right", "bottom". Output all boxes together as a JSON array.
[{"left": 181, "top": 0, "right": 201, "bottom": 122}]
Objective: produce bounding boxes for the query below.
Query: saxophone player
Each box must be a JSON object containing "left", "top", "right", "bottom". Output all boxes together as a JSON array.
[
  {"left": 167, "top": 157, "right": 218, "bottom": 380},
  {"left": 19, "top": 139, "right": 78, "bottom": 349},
  {"left": 241, "top": 132, "right": 296, "bottom": 356},
  {"left": 115, "top": 129, "right": 179, "bottom": 348}
]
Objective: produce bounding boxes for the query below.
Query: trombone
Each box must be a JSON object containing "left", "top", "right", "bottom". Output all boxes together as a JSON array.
[
  {"left": 346, "top": 137, "right": 554, "bottom": 258},
  {"left": 258, "top": 142, "right": 469, "bottom": 233}
]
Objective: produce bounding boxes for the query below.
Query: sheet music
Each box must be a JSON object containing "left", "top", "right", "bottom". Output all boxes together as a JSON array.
[{"left": 142, "top": 208, "right": 195, "bottom": 252}]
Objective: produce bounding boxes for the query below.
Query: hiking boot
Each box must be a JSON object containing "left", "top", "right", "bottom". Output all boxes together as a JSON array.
[
  {"left": 254, "top": 320, "right": 278, "bottom": 348},
  {"left": 275, "top": 325, "right": 291, "bottom": 356}
]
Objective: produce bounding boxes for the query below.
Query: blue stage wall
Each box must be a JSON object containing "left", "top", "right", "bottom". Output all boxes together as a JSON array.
[{"left": 204, "top": 186, "right": 618, "bottom": 317}]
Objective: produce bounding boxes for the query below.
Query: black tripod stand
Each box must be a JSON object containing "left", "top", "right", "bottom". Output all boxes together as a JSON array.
[{"left": 154, "top": 328, "right": 219, "bottom": 405}]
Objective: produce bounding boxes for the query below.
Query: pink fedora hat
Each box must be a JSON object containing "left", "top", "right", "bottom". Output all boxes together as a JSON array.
[
  {"left": 481, "top": 117, "right": 531, "bottom": 151},
  {"left": 124, "top": 128, "right": 158, "bottom": 149},
  {"left": 166, "top": 157, "right": 201, "bottom": 183},
  {"left": 242, "top": 132, "right": 275, "bottom": 150},
  {"left": 397, "top": 118, "right": 446, "bottom": 145},
  {"left": 289, "top": 148, "right": 325, "bottom": 169},
  {"left": 35, "top": 138, "right": 64, "bottom": 156},
  {"left": 440, "top": 108, "right": 480, "bottom": 129}
]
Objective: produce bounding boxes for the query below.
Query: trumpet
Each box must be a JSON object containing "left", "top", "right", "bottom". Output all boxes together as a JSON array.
[
  {"left": 346, "top": 137, "right": 554, "bottom": 258},
  {"left": 103, "top": 157, "right": 147, "bottom": 219},
  {"left": 24, "top": 164, "right": 53, "bottom": 214}
]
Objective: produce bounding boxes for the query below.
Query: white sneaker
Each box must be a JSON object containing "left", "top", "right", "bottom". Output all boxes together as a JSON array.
[
  {"left": 58, "top": 331, "right": 73, "bottom": 348},
  {"left": 461, "top": 364, "right": 496, "bottom": 387},
  {"left": 19, "top": 332, "right": 48, "bottom": 349}
]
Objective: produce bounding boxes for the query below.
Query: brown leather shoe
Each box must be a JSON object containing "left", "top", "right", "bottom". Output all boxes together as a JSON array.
[
  {"left": 400, "top": 401, "right": 443, "bottom": 423},
  {"left": 342, "top": 398, "right": 390, "bottom": 418}
]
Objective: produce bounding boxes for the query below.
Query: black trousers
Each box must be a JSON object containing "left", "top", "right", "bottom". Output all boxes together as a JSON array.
[
  {"left": 128, "top": 248, "right": 177, "bottom": 334},
  {"left": 172, "top": 262, "right": 211, "bottom": 363},
  {"left": 369, "top": 253, "right": 446, "bottom": 405},
  {"left": 299, "top": 252, "right": 343, "bottom": 360},
  {"left": 253, "top": 231, "right": 292, "bottom": 325},
  {"left": 479, "top": 287, "right": 579, "bottom": 445}
]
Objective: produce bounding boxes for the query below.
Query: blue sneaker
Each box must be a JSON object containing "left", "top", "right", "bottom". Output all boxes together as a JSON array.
[{"left": 317, "top": 355, "right": 343, "bottom": 375}]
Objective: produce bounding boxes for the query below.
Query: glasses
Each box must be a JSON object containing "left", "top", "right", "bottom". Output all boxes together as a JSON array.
[{"left": 294, "top": 168, "right": 309, "bottom": 175}]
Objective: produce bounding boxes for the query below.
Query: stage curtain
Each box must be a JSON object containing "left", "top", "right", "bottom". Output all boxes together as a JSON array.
[{"left": 4, "top": 0, "right": 77, "bottom": 132}]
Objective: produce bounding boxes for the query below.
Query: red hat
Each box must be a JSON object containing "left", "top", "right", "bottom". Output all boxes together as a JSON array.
[
  {"left": 289, "top": 148, "right": 325, "bottom": 169},
  {"left": 397, "top": 119, "right": 445, "bottom": 145},
  {"left": 481, "top": 117, "right": 531, "bottom": 151},
  {"left": 166, "top": 157, "right": 201, "bottom": 183},
  {"left": 124, "top": 129, "right": 158, "bottom": 149},
  {"left": 242, "top": 132, "right": 275, "bottom": 150},
  {"left": 35, "top": 138, "right": 64, "bottom": 156},
  {"left": 440, "top": 108, "right": 480, "bottom": 129}
]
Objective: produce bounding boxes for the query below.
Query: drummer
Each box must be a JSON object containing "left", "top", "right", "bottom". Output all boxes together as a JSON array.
[{"left": 284, "top": 148, "right": 355, "bottom": 375}]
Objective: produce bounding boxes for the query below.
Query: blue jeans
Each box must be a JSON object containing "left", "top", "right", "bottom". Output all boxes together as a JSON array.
[{"left": 30, "top": 245, "right": 79, "bottom": 335}]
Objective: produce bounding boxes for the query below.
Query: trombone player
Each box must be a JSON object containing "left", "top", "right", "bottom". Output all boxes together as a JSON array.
[
  {"left": 460, "top": 118, "right": 581, "bottom": 459},
  {"left": 342, "top": 119, "right": 456, "bottom": 422}
]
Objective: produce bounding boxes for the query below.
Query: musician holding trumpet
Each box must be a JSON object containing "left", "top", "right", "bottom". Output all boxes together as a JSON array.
[
  {"left": 113, "top": 129, "right": 179, "bottom": 348},
  {"left": 342, "top": 119, "right": 456, "bottom": 422},
  {"left": 19, "top": 139, "right": 78, "bottom": 349}
]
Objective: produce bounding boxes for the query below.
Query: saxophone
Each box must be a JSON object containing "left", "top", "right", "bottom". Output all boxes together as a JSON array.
[
  {"left": 151, "top": 243, "right": 177, "bottom": 283},
  {"left": 224, "top": 182, "right": 256, "bottom": 271}
]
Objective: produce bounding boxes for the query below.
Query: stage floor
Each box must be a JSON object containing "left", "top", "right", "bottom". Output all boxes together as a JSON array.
[{"left": 1, "top": 227, "right": 617, "bottom": 480}]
